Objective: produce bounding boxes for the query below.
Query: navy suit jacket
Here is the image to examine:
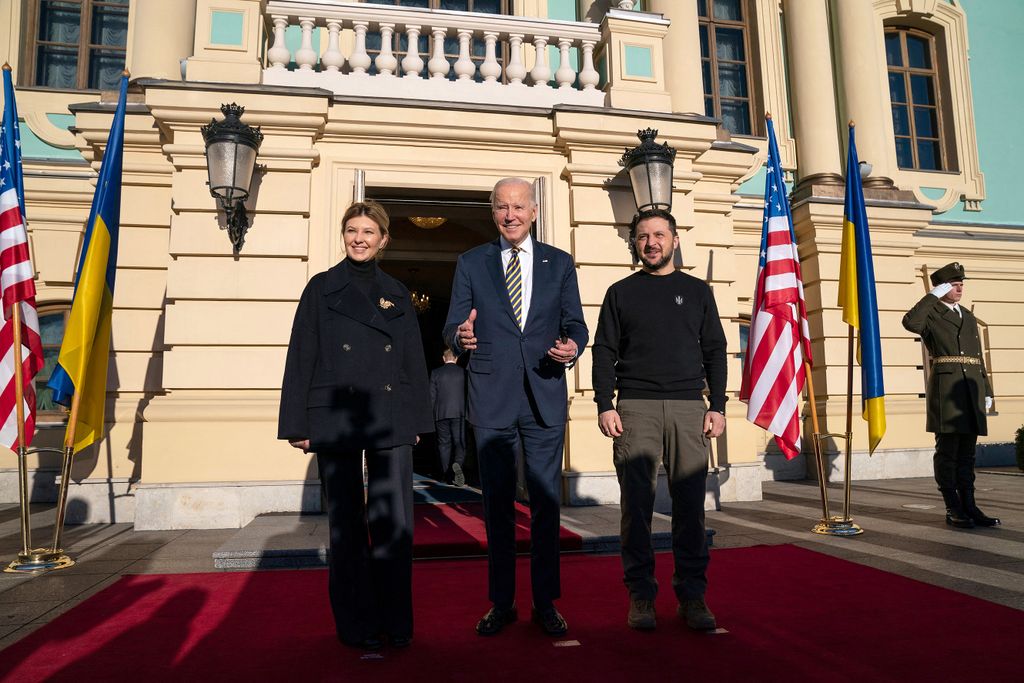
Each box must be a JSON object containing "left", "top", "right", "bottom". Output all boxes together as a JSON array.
[
  {"left": 429, "top": 363, "right": 466, "bottom": 421},
  {"left": 443, "top": 238, "right": 588, "bottom": 429}
]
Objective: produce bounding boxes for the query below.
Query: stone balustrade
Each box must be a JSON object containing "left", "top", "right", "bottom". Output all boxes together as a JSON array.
[{"left": 262, "top": 0, "right": 606, "bottom": 107}]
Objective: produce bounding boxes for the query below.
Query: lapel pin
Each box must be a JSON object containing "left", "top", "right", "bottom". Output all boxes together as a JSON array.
[{"left": 379, "top": 297, "right": 395, "bottom": 310}]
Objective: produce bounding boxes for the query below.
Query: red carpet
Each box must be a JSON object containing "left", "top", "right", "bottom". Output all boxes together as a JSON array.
[
  {"left": 3, "top": 545, "right": 1022, "bottom": 682},
  {"left": 413, "top": 501, "right": 582, "bottom": 557}
]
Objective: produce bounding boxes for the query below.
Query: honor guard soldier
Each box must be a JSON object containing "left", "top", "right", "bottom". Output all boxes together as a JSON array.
[{"left": 902, "top": 262, "right": 1000, "bottom": 529}]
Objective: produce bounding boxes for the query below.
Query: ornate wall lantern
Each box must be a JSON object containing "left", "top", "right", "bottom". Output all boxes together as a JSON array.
[
  {"left": 201, "top": 103, "right": 263, "bottom": 253},
  {"left": 619, "top": 128, "right": 676, "bottom": 213}
]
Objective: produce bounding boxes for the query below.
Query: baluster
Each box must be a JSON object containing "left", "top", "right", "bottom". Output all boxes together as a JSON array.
[
  {"left": 428, "top": 27, "right": 450, "bottom": 79},
  {"left": 578, "top": 40, "right": 599, "bottom": 90},
  {"left": 402, "top": 25, "right": 425, "bottom": 77},
  {"left": 376, "top": 23, "right": 398, "bottom": 76},
  {"left": 530, "top": 36, "right": 551, "bottom": 87},
  {"left": 267, "top": 16, "right": 290, "bottom": 69},
  {"left": 555, "top": 39, "right": 575, "bottom": 89},
  {"left": 321, "top": 21, "right": 345, "bottom": 72},
  {"left": 506, "top": 34, "right": 526, "bottom": 86},
  {"left": 454, "top": 29, "right": 475, "bottom": 80},
  {"left": 480, "top": 31, "right": 502, "bottom": 83},
  {"left": 295, "top": 18, "right": 318, "bottom": 71},
  {"left": 350, "top": 21, "right": 372, "bottom": 75}
]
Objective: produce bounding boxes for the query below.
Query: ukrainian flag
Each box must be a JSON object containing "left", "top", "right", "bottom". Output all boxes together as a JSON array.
[
  {"left": 47, "top": 74, "right": 127, "bottom": 452},
  {"left": 838, "top": 123, "right": 886, "bottom": 454}
]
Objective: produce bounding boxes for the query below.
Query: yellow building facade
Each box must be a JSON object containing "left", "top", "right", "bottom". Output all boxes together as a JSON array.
[{"left": 1, "top": 0, "right": 1020, "bottom": 529}]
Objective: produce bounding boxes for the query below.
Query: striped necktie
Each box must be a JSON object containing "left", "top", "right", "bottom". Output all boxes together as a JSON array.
[{"left": 505, "top": 247, "right": 523, "bottom": 328}]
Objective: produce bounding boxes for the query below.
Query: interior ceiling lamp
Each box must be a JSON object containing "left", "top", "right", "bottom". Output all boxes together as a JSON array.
[
  {"left": 201, "top": 103, "right": 263, "bottom": 254},
  {"left": 619, "top": 128, "right": 677, "bottom": 213},
  {"left": 409, "top": 216, "right": 447, "bottom": 229},
  {"left": 407, "top": 268, "right": 431, "bottom": 314}
]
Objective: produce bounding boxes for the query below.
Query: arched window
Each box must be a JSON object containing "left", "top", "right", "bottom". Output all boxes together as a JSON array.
[
  {"left": 698, "top": 0, "right": 758, "bottom": 136},
  {"left": 885, "top": 27, "right": 948, "bottom": 171},
  {"left": 36, "top": 305, "right": 71, "bottom": 416},
  {"left": 20, "top": 0, "right": 129, "bottom": 90}
]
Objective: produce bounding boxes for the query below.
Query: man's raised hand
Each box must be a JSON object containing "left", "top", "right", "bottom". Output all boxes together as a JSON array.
[{"left": 458, "top": 308, "right": 478, "bottom": 350}]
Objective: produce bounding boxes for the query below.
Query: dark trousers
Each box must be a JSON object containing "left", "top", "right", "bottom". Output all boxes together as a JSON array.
[
  {"left": 435, "top": 417, "right": 466, "bottom": 474},
  {"left": 317, "top": 445, "right": 414, "bottom": 642},
  {"left": 473, "top": 385, "right": 564, "bottom": 611},
  {"left": 933, "top": 433, "right": 978, "bottom": 491},
  {"left": 613, "top": 399, "right": 710, "bottom": 602}
]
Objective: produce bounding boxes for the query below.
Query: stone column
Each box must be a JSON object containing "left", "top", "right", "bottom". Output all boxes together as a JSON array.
[
  {"left": 831, "top": 0, "right": 896, "bottom": 187},
  {"left": 783, "top": 0, "right": 843, "bottom": 190},
  {"left": 126, "top": 0, "right": 197, "bottom": 80},
  {"left": 645, "top": 0, "right": 704, "bottom": 115}
]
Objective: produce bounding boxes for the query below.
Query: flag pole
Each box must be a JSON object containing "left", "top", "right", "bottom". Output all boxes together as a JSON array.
[
  {"left": 48, "top": 387, "right": 83, "bottom": 560},
  {"left": 843, "top": 325, "right": 857, "bottom": 523},
  {"left": 803, "top": 359, "right": 831, "bottom": 522},
  {"left": 4, "top": 306, "right": 71, "bottom": 572}
]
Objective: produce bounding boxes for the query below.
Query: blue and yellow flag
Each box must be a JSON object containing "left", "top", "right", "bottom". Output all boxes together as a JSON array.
[
  {"left": 838, "top": 124, "right": 886, "bottom": 454},
  {"left": 47, "top": 74, "right": 128, "bottom": 452}
]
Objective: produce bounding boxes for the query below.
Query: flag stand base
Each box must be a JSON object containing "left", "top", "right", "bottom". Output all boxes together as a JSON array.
[
  {"left": 811, "top": 517, "right": 863, "bottom": 536},
  {"left": 5, "top": 548, "right": 75, "bottom": 573}
]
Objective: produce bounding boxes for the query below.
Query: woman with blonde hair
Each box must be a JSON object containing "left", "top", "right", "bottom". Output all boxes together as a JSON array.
[{"left": 279, "top": 200, "right": 432, "bottom": 650}]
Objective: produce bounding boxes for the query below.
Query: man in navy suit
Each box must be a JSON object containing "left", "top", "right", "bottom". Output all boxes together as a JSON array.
[
  {"left": 430, "top": 348, "right": 468, "bottom": 485},
  {"left": 443, "top": 178, "right": 588, "bottom": 637}
]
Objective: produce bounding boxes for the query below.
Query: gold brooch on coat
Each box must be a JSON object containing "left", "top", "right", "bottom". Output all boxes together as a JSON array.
[{"left": 379, "top": 297, "right": 395, "bottom": 310}]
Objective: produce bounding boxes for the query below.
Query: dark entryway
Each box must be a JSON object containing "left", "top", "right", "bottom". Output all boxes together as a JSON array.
[{"left": 370, "top": 187, "right": 494, "bottom": 481}]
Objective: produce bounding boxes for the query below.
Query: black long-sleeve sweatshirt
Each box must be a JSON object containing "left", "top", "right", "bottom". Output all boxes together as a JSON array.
[{"left": 591, "top": 270, "right": 728, "bottom": 414}]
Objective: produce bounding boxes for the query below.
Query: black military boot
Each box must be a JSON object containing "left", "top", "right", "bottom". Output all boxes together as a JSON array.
[
  {"left": 939, "top": 488, "right": 975, "bottom": 528},
  {"left": 959, "top": 488, "right": 1001, "bottom": 527}
]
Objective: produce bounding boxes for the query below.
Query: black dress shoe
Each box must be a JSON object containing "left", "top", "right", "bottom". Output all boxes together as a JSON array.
[
  {"left": 390, "top": 635, "right": 412, "bottom": 648},
  {"left": 476, "top": 605, "right": 518, "bottom": 636},
  {"left": 532, "top": 606, "right": 568, "bottom": 636},
  {"left": 340, "top": 635, "right": 383, "bottom": 651}
]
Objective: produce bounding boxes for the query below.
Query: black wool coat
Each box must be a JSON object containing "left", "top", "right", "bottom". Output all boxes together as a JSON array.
[{"left": 278, "top": 260, "right": 434, "bottom": 451}]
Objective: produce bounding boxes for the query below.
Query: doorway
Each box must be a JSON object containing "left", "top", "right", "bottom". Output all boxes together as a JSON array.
[{"left": 370, "top": 187, "right": 494, "bottom": 481}]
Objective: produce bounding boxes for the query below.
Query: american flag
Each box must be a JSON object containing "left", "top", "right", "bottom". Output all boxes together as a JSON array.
[
  {"left": 0, "top": 69, "right": 44, "bottom": 451},
  {"left": 739, "top": 116, "right": 812, "bottom": 459}
]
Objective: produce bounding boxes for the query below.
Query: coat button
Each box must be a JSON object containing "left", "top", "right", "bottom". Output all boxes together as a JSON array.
[
  {"left": 342, "top": 344, "right": 351, "bottom": 351},
  {"left": 384, "top": 384, "right": 392, "bottom": 392},
  {"left": 347, "top": 386, "right": 355, "bottom": 394},
  {"left": 384, "top": 344, "right": 392, "bottom": 352}
]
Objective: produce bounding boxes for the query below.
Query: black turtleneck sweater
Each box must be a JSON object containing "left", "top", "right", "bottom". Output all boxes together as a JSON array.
[
  {"left": 346, "top": 257, "right": 377, "bottom": 297},
  {"left": 592, "top": 270, "right": 728, "bottom": 414}
]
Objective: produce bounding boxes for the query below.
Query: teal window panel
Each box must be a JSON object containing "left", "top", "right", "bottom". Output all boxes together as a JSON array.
[
  {"left": 624, "top": 45, "right": 653, "bottom": 78},
  {"left": 18, "top": 119, "right": 81, "bottom": 161},
  {"left": 210, "top": 10, "right": 245, "bottom": 47}
]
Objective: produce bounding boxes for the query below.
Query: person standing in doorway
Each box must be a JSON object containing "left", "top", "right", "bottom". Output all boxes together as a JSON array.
[
  {"left": 431, "top": 348, "right": 468, "bottom": 486},
  {"left": 592, "top": 209, "right": 727, "bottom": 632},
  {"left": 443, "top": 177, "right": 588, "bottom": 637},
  {"left": 902, "top": 262, "right": 999, "bottom": 528}
]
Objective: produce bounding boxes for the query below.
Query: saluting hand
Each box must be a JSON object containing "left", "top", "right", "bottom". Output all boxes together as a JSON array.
[{"left": 458, "top": 308, "right": 478, "bottom": 350}]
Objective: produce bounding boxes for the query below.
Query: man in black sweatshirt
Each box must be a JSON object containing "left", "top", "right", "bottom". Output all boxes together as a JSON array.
[{"left": 592, "top": 209, "right": 727, "bottom": 632}]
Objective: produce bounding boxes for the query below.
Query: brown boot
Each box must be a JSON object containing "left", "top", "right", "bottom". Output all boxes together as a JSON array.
[{"left": 627, "top": 598, "right": 656, "bottom": 630}]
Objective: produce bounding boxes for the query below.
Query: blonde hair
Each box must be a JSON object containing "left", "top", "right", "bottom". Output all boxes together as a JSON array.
[{"left": 341, "top": 200, "right": 390, "bottom": 259}]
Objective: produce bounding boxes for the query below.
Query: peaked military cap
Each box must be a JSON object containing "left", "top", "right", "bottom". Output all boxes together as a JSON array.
[{"left": 930, "top": 262, "right": 967, "bottom": 286}]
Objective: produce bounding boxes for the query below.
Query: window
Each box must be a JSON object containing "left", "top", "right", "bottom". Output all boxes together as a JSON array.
[
  {"left": 21, "top": 0, "right": 129, "bottom": 90},
  {"left": 698, "top": 0, "right": 757, "bottom": 136},
  {"left": 885, "top": 27, "right": 946, "bottom": 171},
  {"left": 36, "top": 306, "right": 71, "bottom": 416},
  {"left": 363, "top": 0, "right": 510, "bottom": 81}
]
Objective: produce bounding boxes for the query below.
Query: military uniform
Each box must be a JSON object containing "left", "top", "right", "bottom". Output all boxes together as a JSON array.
[{"left": 902, "top": 262, "right": 999, "bottom": 527}]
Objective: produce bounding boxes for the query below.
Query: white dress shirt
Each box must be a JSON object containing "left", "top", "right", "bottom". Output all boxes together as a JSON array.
[{"left": 500, "top": 234, "right": 533, "bottom": 330}]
